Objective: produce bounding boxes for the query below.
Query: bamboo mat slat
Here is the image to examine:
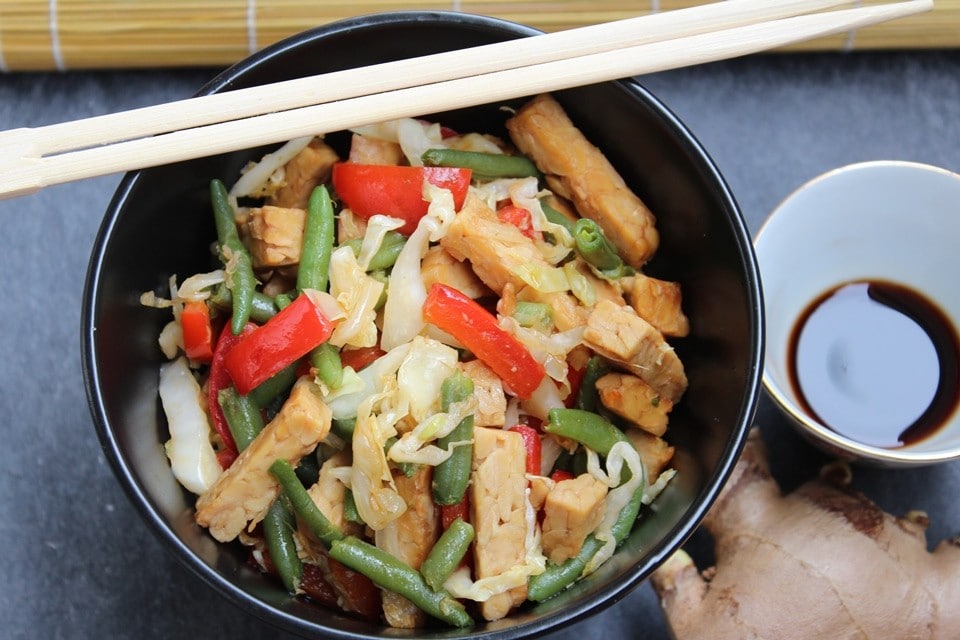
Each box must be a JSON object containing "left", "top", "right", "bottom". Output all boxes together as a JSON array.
[{"left": 0, "top": 0, "right": 956, "bottom": 72}]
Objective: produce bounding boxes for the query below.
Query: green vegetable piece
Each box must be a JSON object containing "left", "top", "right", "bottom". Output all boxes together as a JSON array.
[
  {"left": 546, "top": 408, "right": 636, "bottom": 484},
  {"left": 420, "top": 518, "right": 475, "bottom": 592},
  {"left": 209, "top": 283, "right": 278, "bottom": 324},
  {"left": 527, "top": 535, "right": 604, "bottom": 602},
  {"left": 513, "top": 300, "right": 554, "bottom": 332},
  {"left": 247, "top": 361, "right": 298, "bottom": 409},
  {"left": 331, "top": 417, "right": 356, "bottom": 441},
  {"left": 343, "top": 489, "right": 364, "bottom": 525},
  {"left": 310, "top": 341, "right": 343, "bottom": 390},
  {"left": 539, "top": 197, "right": 575, "bottom": 234},
  {"left": 572, "top": 218, "right": 634, "bottom": 279},
  {"left": 262, "top": 498, "right": 302, "bottom": 594},
  {"left": 329, "top": 536, "right": 473, "bottom": 628},
  {"left": 344, "top": 230, "right": 407, "bottom": 272},
  {"left": 298, "top": 185, "right": 336, "bottom": 293},
  {"left": 270, "top": 459, "right": 344, "bottom": 547},
  {"left": 218, "top": 386, "right": 264, "bottom": 451},
  {"left": 421, "top": 148, "right": 541, "bottom": 180},
  {"left": 210, "top": 179, "right": 257, "bottom": 335},
  {"left": 575, "top": 355, "right": 610, "bottom": 414},
  {"left": 431, "top": 372, "right": 475, "bottom": 506}
]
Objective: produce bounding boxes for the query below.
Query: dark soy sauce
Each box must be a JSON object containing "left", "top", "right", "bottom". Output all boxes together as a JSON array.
[{"left": 788, "top": 280, "right": 960, "bottom": 448}]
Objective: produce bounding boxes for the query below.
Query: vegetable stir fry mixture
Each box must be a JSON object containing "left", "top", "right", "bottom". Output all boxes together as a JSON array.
[{"left": 145, "top": 93, "right": 689, "bottom": 628}]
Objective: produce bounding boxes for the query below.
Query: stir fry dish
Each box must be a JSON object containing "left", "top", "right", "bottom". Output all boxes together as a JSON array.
[{"left": 144, "top": 93, "right": 690, "bottom": 628}]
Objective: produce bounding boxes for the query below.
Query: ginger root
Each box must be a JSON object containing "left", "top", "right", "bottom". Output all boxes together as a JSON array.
[{"left": 651, "top": 429, "right": 960, "bottom": 640}]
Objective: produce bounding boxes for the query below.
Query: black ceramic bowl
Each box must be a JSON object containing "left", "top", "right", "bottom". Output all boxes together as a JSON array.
[{"left": 82, "top": 11, "right": 763, "bottom": 639}]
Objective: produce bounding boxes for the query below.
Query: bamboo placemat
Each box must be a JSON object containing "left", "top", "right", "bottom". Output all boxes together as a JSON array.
[{"left": 0, "top": 0, "right": 956, "bottom": 72}]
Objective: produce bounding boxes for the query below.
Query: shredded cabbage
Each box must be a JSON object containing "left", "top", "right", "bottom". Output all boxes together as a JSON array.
[
  {"left": 229, "top": 136, "right": 313, "bottom": 198},
  {"left": 351, "top": 118, "right": 443, "bottom": 166},
  {"left": 583, "top": 442, "right": 646, "bottom": 576},
  {"left": 396, "top": 336, "right": 459, "bottom": 421},
  {"left": 158, "top": 356, "right": 222, "bottom": 495},
  {"left": 327, "top": 246, "right": 384, "bottom": 348},
  {"left": 350, "top": 389, "right": 407, "bottom": 531},
  {"left": 356, "top": 214, "right": 405, "bottom": 271},
  {"left": 379, "top": 183, "right": 458, "bottom": 350},
  {"left": 324, "top": 342, "right": 412, "bottom": 420}
]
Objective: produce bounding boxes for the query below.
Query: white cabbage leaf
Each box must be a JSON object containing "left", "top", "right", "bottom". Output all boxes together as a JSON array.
[
  {"left": 379, "top": 182, "right": 457, "bottom": 351},
  {"left": 583, "top": 442, "right": 646, "bottom": 576},
  {"left": 158, "top": 356, "right": 222, "bottom": 495},
  {"left": 327, "top": 246, "right": 384, "bottom": 348}
]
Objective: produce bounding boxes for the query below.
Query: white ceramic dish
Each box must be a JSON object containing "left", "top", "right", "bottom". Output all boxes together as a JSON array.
[{"left": 756, "top": 160, "right": 960, "bottom": 466}]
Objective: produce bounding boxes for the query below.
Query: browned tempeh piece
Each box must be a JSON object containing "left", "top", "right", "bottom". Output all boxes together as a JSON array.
[
  {"left": 470, "top": 426, "right": 529, "bottom": 621},
  {"left": 243, "top": 205, "right": 305, "bottom": 269},
  {"left": 507, "top": 94, "right": 659, "bottom": 268},
  {"left": 583, "top": 299, "right": 687, "bottom": 403},
  {"left": 268, "top": 137, "right": 339, "bottom": 209},
  {"left": 596, "top": 372, "right": 673, "bottom": 437},
  {"left": 541, "top": 473, "right": 607, "bottom": 563},
  {"left": 621, "top": 273, "right": 690, "bottom": 338},
  {"left": 195, "top": 378, "right": 331, "bottom": 542}
]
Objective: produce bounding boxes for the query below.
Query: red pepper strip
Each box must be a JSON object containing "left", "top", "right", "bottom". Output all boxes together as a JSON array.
[
  {"left": 332, "top": 163, "right": 472, "bottom": 236},
  {"left": 225, "top": 293, "right": 336, "bottom": 395},
  {"left": 207, "top": 321, "right": 256, "bottom": 468},
  {"left": 497, "top": 204, "right": 542, "bottom": 241},
  {"left": 564, "top": 364, "right": 585, "bottom": 408},
  {"left": 509, "top": 424, "right": 542, "bottom": 475},
  {"left": 441, "top": 494, "right": 470, "bottom": 530},
  {"left": 339, "top": 345, "right": 385, "bottom": 372},
  {"left": 550, "top": 469, "right": 575, "bottom": 483},
  {"left": 422, "top": 283, "right": 546, "bottom": 400},
  {"left": 181, "top": 300, "right": 215, "bottom": 363}
]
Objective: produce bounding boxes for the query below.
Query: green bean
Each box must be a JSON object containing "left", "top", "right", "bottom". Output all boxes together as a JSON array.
[
  {"left": 610, "top": 484, "right": 646, "bottom": 545},
  {"left": 209, "top": 283, "right": 278, "bottom": 323},
  {"left": 218, "top": 386, "right": 264, "bottom": 451},
  {"left": 263, "top": 498, "right": 302, "bottom": 594},
  {"left": 298, "top": 185, "right": 336, "bottom": 293},
  {"left": 270, "top": 459, "right": 344, "bottom": 547},
  {"left": 310, "top": 341, "right": 343, "bottom": 390},
  {"left": 545, "top": 408, "right": 631, "bottom": 458},
  {"left": 527, "top": 534, "right": 605, "bottom": 602},
  {"left": 247, "top": 361, "right": 298, "bottom": 409},
  {"left": 420, "top": 518, "right": 475, "bottom": 592},
  {"left": 331, "top": 417, "right": 356, "bottom": 441},
  {"left": 431, "top": 372, "right": 475, "bottom": 506},
  {"left": 344, "top": 231, "right": 406, "bottom": 272},
  {"left": 572, "top": 218, "right": 634, "bottom": 279},
  {"left": 329, "top": 536, "right": 473, "bottom": 628},
  {"left": 210, "top": 179, "right": 257, "bottom": 334},
  {"left": 421, "top": 148, "right": 540, "bottom": 180},
  {"left": 274, "top": 292, "right": 293, "bottom": 310},
  {"left": 343, "top": 489, "right": 364, "bottom": 525},
  {"left": 539, "top": 197, "right": 576, "bottom": 234},
  {"left": 513, "top": 301, "right": 553, "bottom": 332},
  {"left": 219, "top": 389, "right": 302, "bottom": 593},
  {"left": 575, "top": 355, "right": 610, "bottom": 414}
]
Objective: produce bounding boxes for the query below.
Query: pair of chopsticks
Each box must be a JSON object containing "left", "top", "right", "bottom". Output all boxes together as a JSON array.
[{"left": 0, "top": 0, "right": 932, "bottom": 201}]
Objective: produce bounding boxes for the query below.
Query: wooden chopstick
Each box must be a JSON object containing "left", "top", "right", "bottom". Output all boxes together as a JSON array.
[{"left": 0, "top": 0, "right": 932, "bottom": 200}]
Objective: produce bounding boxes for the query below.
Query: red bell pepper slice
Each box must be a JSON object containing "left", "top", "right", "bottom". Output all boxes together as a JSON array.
[
  {"left": 509, "top": 424, "right": 542, "bottom": 475},
  {"left": 208, "top": 321, "right": 256, "bottom": 468},
  {"left": 550, "top": 469, "right": 575, "bottom": 483},
  {"left": 339, "top": 345, "right": 385, "bottom": 372},
  {"left": 332, "top": 163, "right": 472, "bottom": 235},
  {"left": 497, "top": 204, "right": 542, "bottom": 241},
  {"left": 441, "top": 495, "right": 470, "bottom": 530},
  {"left": 225, "top": 292, "right": 336, "bottom": 395},
  {"left": 422, "top": 283, "right": 545, "bottom": 400},
  {"left": 181, "top": 300, "right": 215, "bottom": 363}
]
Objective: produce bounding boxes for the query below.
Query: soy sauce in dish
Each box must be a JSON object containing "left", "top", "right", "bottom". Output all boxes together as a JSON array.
[{"left": 788, "top": 280, "right": 960, "bottom": 448}]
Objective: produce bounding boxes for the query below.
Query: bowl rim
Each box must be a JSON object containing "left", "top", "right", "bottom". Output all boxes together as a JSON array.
[
  {"left": 81, "top": 10, "right": 764, "bottom": 638},
  {"left": 755, "top": 159, "right": 960, "bottom": 466}
]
